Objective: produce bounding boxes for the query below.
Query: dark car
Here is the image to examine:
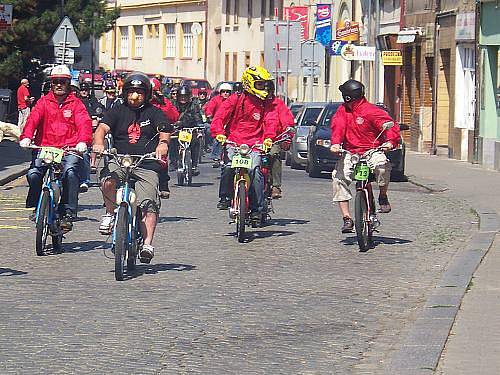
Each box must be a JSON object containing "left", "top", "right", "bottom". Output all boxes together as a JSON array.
[
  {"left": 181, "top": 78, "right": 213, "bottom": 97},
  {"left": 210, "top": 81, "right": 243, "bottom": 98},
  {"left": 306, "top": 102, "right": 408, "bottom": 180}
]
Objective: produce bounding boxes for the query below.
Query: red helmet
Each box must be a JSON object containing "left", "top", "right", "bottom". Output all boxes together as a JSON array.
[{"left": 150, "top": 78, "right": 161, "bottom": 92}]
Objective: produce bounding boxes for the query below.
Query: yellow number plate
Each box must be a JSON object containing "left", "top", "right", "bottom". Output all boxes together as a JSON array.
[
  {"left": 354, "top": 164, "right": 370, "bottom": 181},
  {"left": 39, "top": 147, "right": 64, "bottom": 163},
  {"left": 178, "top": 131, "right": 192, "bottom": 142},
  {"left": 231, "top": 154, "right": 252, "bottom": 169}
]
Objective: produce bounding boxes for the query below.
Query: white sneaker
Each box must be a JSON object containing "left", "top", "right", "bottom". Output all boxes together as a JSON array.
[
  {"left": 99, "top": 213, "right": 114, "bottom": 235},
  {"left": 79, "top": 182, "right": 89, "bottom": 193},
  {"left": 140, "top": 244, "right": 154, "bottom": 263}
]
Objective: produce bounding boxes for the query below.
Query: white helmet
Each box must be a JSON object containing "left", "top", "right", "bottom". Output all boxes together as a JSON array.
[
  {"left": 219, "top": 82, "right": 233, "bottom": 92},
  {"left": 50, "top": 65, "right": 72, "bottom": 79}
]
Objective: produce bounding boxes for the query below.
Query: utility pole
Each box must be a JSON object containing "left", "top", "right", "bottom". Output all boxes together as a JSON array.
[
  {"left": 374, "top": 0, "right": 381, "bottom": 102},
  {"left": 59, "top": 0, "right": 64, "bottom": 18}
]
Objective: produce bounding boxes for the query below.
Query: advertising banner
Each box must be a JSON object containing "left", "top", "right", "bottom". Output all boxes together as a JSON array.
[
  {"left": 0, "top": 4, "right": 13, "bottom": 31},
  {"left": 284, "top": 6, "right": 309, "bottom": 41},
  {"left": 328, "top": 40, "right": 348, "bottom": 56},
  {"left": 315, "top": 4, "right": 332, "bottom": 47},
  {"left": 341, "top": 44, "right": 376, "bottom": 61},
  {"left": 381, "top": 50, "right": 403, "bottom": 65},
  {"left": 336, "top": 19, "right": 360, "bottom": 42}
]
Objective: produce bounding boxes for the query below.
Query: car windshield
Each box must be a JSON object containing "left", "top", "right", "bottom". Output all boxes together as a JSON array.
[
  {"left": 290, "top": 104, "right": 304, "bottom": 119},
  {"left": 300, "top": 107, "right": 323, "bottom": 126},
  {"left": 319, "top": 104, "right": 342, "bottom": 127},
  {"left": 184, "top": 80, "right": 210, "bottom": 89}
]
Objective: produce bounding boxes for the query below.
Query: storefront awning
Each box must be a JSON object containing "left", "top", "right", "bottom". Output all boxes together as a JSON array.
[{"left": 397, "top": 30, "right": 419, "bottom": 44}]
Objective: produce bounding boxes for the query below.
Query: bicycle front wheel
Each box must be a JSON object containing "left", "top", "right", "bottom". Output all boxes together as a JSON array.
[
  {"left": 185, "top": 149, "right": 193, "bottom": 186},
  {"left": 236, "top": 180, "right": 247, "bottom": 243},
  {"left": 35, "top": 190, "right": 50, "bottom": 256},
  {"left": 177, "top": 150, "right": 185, "bottom": 186},
  {"left": 354, "top": 190, "right": 371, "bottom": 252},
  {"left": 114, "top": 206, "right": 129, "bottom": 281}
]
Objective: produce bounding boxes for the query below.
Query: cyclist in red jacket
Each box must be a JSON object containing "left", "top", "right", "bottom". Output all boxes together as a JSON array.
[
  {"left": 329, "top": 79, "right": 400, "bottom": 233},
  {"left": 210, "top": 66, "right": 280, "bottom": 217},
  {"left": 19, "top": 65, "right": 93, "bottom": 231}
]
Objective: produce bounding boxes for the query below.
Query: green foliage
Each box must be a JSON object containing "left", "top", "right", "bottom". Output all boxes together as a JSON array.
[{"left": 0, "top": 0, "right": 120, "bottom": 87}]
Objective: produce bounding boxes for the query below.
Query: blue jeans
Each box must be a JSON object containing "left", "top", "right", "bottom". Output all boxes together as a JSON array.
[
  {"left": 79, "top": 151, "right": 91, "bottom": 184},
  {"left": 26, "top": 152, "right": 81, "bottom": 216},
  {"left": 211, "top": 141, "right": 223, "bottom": 160},
  {"left": 219, "top": 148, "right": 264, "bottom": 213}
]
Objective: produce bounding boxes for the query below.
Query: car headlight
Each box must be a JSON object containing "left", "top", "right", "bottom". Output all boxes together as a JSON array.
[
  {"left": 121, "top": 155, "right": 133, "bottom": 168},
  {"left": 239, "top": 144, "right": 250, "bottom": 156},
  {"left": 315, "top": 139, "right": 331, "bottom": 147},
  {"left": 297, "top": 136, "right": 307, "bottom": 144}
]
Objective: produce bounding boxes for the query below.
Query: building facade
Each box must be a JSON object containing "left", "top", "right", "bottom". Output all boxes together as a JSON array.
[{"left": 99, "top": 0, "right": 207, "bottom": 79}]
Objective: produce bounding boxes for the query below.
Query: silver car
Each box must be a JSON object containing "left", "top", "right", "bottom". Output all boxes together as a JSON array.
[{"left": 286, "top": 102, "right": 327, "bottom": 169}]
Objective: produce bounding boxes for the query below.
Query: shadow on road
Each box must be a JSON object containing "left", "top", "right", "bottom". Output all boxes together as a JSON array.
[
  {"left": 62, "top": 240, "right": 109, "bottom": 253},
  {"left": 78, "top": 204, "right": 104, "bottom": 211},
  {"left": 0, "top": 267, "right": 28, "bottom": 276},
  {"left": 182, "top": 182, "right": 214, "bottom": 188},
  {"left": 270, "top": 218, "right": 310, "bottom": 226},
  {"left": 158, "top": 216, "right": 197, "bottom": 223},
  {"left": 341, "top": 235, "right": 412, "bottom": 250},
  {"left": 243, "top": 229, "right": 297, "bottom": 243},
  {"left": 129, "top": 263, "right": 196, "bottom": 279}
]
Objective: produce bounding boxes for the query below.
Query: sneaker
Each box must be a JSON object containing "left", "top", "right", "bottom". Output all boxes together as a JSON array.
[
  {"left": 217, "top": 198, "right": 231, "bottom": 210},
  {"left": 250, "top": 211, "right": 262, "bottom": 221},
  {"left": 192, "top": 167, "right": 200, "bottom": 176},
  {"left": 79, "top": 182, "right": 89, "bottom": 193},
  {"left": 159, "top": 191, "right": 170, "bottom": 199},
  {"left": 212, "top": 159, "right": 221, "bottom": 168},
  {"left": 271, "top": 186, "right": 282, "bottom": 199},
  {"left": 28, "top": 209, "right": 36, "bottom": 222},
  {"left": 99, "top": 213, "right": 114, "bottom": 235},
  {"left": 341, "top": 216, "right": 354, "bottom": 233},
  {"left": 60, "top": 215, "right": 74, "bottom": 232},
  {"left": 90, "top": 167, "right": 97, "bottom": 174},
  {"left": 378, "top": 195, "right": 392, "bottom": 213},
  {"left": 139, "top": 244, "right": 154, "bottom": 264}
]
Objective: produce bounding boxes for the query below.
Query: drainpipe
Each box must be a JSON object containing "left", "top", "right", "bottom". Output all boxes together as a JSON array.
[
  {"left": 473, "top": 1, "right": 481, "bottom": 163},
  {"left": 431, "top": 16, "right": 440, "bottom": 155},
  {"left": 374, "top": 0, "right": 381, "bottom": 102},
  {"left": 204, "top": 1, "right": 208, "bottom": 81}
]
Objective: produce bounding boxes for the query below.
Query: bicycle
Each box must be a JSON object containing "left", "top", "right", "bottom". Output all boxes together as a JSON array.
[
  {"left": 172, "top": 126, "right": 205, "bottom": 186},
  {"left": 29, "top": 146, "right": 81, "bottom": 256},
  {"left": 103, "top": 149, "right": 158, "bottom": 281}
]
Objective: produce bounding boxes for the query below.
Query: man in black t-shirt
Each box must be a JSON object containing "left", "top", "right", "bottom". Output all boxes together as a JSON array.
[{"left": 93, "top": 72, "right": 173, "bottom": 264}]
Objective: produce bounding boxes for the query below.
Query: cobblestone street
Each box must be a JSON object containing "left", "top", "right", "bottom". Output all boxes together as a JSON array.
[{"left": 0, "top": 160, "right": 473, "bottom": 374}]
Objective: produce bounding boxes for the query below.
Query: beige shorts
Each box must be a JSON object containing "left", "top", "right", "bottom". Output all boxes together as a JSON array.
[
  {"left": 103, "top": 161, "right": 161, "bottom": 214},
  {"left": 332, "top": 151, "right": 392, "bottom": 202}
]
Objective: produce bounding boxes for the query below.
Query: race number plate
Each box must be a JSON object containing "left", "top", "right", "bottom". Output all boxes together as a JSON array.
[
  {"left": 231, "top": 154, "right": 252, "bottom": 169},
  {"left": 354, "top": 164, "right": 370, "bottom": 181},
  {"left": 178, "top": 130, "right": 192, "bottom": 142},
  {"left": 39, "top": 147, "right": 64, "bottom": 163}
]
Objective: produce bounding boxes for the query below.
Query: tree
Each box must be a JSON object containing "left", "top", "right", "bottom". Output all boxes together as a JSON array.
[{"left": 0, "top": 0, "right": 119, "bottom": 88}]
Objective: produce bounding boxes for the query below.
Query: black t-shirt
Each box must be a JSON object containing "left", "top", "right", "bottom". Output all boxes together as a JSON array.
[{"left": 101, "top": 102, "right": 173, "bottom": 157}]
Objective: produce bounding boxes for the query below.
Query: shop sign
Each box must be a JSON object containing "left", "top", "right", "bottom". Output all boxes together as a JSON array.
[
  {"left": 336, "top": 19, "right": 359, "bottom": 42},
  {"left": 455, "top": 12, "right": 475, "bottom": 41},
  {"left": 284, "top": 6, "right": 309, "bottom": 41},
  {"left": 0, "top": 4, "right": 13, "bottom": 31},
  {"left": 382, "top": 50, "right": 403, "bottom": 65},
  {"left": 341, "top": 44, "right": 375, "bottom": 61}
]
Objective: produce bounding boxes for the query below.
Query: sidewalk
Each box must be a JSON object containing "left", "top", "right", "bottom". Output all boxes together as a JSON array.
[
  {"left": 388, "top": 151, "right": 500, "bottom": 373},
  {"left": 0, "top": 140, "right": 31, "bottom": 185}
]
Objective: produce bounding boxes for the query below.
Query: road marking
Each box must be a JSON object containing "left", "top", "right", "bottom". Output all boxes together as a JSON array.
[
  {"left": 0, "top": 225, "right": 30, "bottom": 229},
  {"left": 0, "top": 217, "right": 28, "bottom": 221},
  {"left": 0, "top": 208, "right": 32, "bottom": 211}
]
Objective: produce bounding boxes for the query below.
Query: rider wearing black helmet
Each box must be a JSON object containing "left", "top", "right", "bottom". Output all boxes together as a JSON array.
[
  {"left": 330, "top": 79, "right": 401, "bottom": 233},
  {"left": 169, "top": 84, "right": 203, "bottom": 175},
  {"left": 93, "top": 71, "right": 174, "bottom": 264}
]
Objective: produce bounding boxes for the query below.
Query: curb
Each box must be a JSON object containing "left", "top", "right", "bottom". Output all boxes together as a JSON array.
[
  {"left": 386, "top": 178, "right": 499, "bottom": 373},
  {"left": 0, "top": 162, "right": 30, "bottom": 186}
]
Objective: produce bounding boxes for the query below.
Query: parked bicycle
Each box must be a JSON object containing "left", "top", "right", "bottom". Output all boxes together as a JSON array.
[
  {"left": 29, "top": 146, "right": 81, "bottom": 256},
  {"left": 103, "top": 149, "right": 158, "bottom": 281}
]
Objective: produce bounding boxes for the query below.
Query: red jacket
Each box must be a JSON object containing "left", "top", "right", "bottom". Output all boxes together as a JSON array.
[
  {"left": 203, "top": 95, "right": 225, "bottom": 118},
  {"left": 152, "top": 97, "right": 179, "bottom": 123},
  {"left": 210, "top": 92, "right": 280, "bottom": 146},
  {"left": 330, "top": 97, "right": 400, "bottom": 154},
  {"left": 268, "top": 96, "right": 295, "bottom": 135},
  {"left": 17, "top": 85, "right": 30, "bottom": 109},
  {"left": 21, "top": 91, "right": 92, "bottom": 148}
]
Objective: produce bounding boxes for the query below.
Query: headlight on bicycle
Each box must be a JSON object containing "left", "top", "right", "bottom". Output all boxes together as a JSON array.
[
  {"left": 121, "top": 155, "right": 133, "bottom": 168},
  {"left": 239, "top": 144, "right": 250, "bottom": 156}
]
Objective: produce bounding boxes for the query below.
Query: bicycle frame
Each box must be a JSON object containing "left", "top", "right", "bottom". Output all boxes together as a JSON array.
[{"left": 36, "top": 163, "right": 62, "bottom": 227}]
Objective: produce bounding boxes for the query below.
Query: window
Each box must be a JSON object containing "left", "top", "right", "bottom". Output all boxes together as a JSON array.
[
  {"left": 147, "top": 24, "right": 159, "bottom": 39},
  {"left": 261, "top": 0, "right": 266, "bottom": 23},
  {"left": 245, "top": 51, "right": 251, "bottom": 68},
  {"left": 226, "top": 0, "right": 231, "bottom": 25},
  {"left": 134, "top": 26, "right": 143, "bottom": 58},
  {"left": 232, "top": 53, "right": 238, "bottom": 81},
  {"left": 119, "top": 26, "right": 128, "bottom": 58},
  {"left": 269, "top": 0, "right": 275, "bottom": 18},
  {"left": 234, "top": 0, "right": 239, "bottom": 24},
  {"left": 248, "top": 0, "right": 253, "bottom": 24},
  {"left": 225, "top": 53, "right": 230, "bottom": 80},
  {"left": 165, "top": 24, "right": 176, "bottom": 57},
  {"left": 182, "top": 23, "right": 193, "bottom": 58}
]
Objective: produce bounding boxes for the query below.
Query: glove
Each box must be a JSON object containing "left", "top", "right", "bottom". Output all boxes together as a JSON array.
[
  {"left": 380, "top": 142, "right": 393, "bottom": 151},
  {"left": 19, "top": 138, "right": 31, "bottom": 148},
  {"left": 263, "top": 138, "right": 273, "bottom": 152},
  {"left": 75, "top": 142, "right": 87, "bottom": 153},
  {"left": 330, "top": 144, "right": 341, "bottom": 154},
  {"left": 216, "top": 134, "right": 227, "bottom": 144}
]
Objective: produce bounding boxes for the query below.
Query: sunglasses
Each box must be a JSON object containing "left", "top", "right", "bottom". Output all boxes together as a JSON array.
[
  {"left": 220, "top": 90, "right": 231, "bottom": 94},
  {"left": 52, "top": 79, "right": 69, "bottom": 85},
  {"left": 171, "top": 93, "right": 177, "bottom": 96}
]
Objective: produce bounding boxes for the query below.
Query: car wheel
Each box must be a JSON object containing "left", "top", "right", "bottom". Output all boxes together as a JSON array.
[
  {"left": 308, "top": 163, "right": 322, "bottom": 178},
  {"left": 290, "top": 157, "right": 303, "bottom": 170}
]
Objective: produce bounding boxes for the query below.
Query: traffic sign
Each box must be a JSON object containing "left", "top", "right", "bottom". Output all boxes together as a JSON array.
[
  {"left": 54, "top": 47, "right": 75, "bottom": 64},
  {"left": 49, "top": 16, "right": 80, "bottom": 48},
  {"left": 302, "top": 66, "right": 321, "bottom": 77},
  {"left": 301, "top": 40, "right": 325, "bottom": 65}
]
